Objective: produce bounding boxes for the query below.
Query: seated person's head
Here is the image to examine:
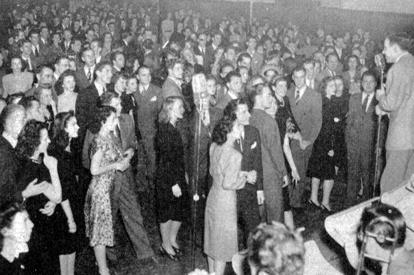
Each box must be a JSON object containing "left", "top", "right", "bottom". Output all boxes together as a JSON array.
[
  {"left": 0, "top": 202, "right": 33, "bottom": 256},
  {"left": 357, "top": 203, "right": 406, "bottom": 272},
  {"left": 248, "top": 222, "right": 305, "bottom": 275}
]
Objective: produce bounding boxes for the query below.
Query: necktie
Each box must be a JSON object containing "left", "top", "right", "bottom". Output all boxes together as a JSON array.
[
  {"left": 362, "top": 94, "right": 369, "bottom": 113},
  {"left": 115, "top": 125, "right": 122, "bottom": 143},
  {"left": 87, "top": 68, "right": 92, "bottom": 82},
  {"left": 295, "top": 90, "right": 300, "bottom": 105},
  {"left": 34, "top": 47, "right": 39, "bottom": 57}
]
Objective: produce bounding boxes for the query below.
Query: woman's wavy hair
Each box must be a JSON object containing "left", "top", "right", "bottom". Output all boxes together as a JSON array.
[
  {"left": 223, "top": 97, "right": 249, "bottom": 122},
  {"left": 158, "top": 96, "right": 183, "bottom": 124},
  {"left": 318, "top": 76, "right": 336, "bottom": 96},
  {"left": 50, "top": 111, "right": 75, "bottom": 150},
  {"left": 95, "top": 106, "right": 116, "bottom": 132},
  {"left": 248, "top": 222, "right": 305, "bottom": 275},
  {"left": 54, "top": 70, "right": 79, "bottom": 96},
  {"left": 0, "top": 202, "right": 25, "bottom": 250},
  {"left": 16, "top": 119, "right": 48, "bottom": 160},
  {"left": 211, "top": 115, "right": 236, "bottom": 146}
]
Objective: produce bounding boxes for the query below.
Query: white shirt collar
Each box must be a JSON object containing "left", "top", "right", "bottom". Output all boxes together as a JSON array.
[
  {"left": 2, "top": 132, "right": 17, "bottom": 148},
  {"left": 84, "top": 65, "right": 95, "bottom": 74},
  {"left": 94, "top": 81, "right": 106, "bottom": 96},
  {"left": 139, "top": 83, "right": 150, "bottom": 93},
  {"left": 295, "top": 85, "right": 307, "bottom": 100},
  {"left": 362, "top": 92, "right": 375, "bottom": 111}
]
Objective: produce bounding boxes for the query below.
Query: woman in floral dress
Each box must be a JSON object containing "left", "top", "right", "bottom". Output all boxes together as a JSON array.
[{"left": 84, "top": 106, "right": 131, "bottom": 275}]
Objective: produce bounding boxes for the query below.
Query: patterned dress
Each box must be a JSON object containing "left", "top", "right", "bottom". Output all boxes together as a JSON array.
[{"left": 84, "top": 134, "right": 123, "bottom": 246}]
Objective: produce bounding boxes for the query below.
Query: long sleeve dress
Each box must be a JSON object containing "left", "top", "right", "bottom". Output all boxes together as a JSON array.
[
  {"left": 204, "top": 143, "right": 245, "bottom": 261},
  {"left": 48, "top": 144, "right": 82, "bottom": 254},
  {"left": 155, "top": 122, "right": 189, "bottom": 223},
  {"left": 17, "top": 158, "right": 64, "bottom": 275},
  {"left": 307, "top": 96, "right": 336, "bottom": 180}
]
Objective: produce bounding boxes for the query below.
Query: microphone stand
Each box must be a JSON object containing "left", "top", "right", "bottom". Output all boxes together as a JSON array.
[{"left": 372, "top": 55, "right": 386, "bottom": 197}]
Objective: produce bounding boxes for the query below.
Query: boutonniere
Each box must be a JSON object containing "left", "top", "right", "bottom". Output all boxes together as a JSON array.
[
  {"left": 251, "top": 141, "right": 257, "bottom": 149},
  {"left": 334, "top": 117, "right": 340, "bottom": 123},
  {"left": 150, "top": 96, "right": 157, "bottom": 102}
]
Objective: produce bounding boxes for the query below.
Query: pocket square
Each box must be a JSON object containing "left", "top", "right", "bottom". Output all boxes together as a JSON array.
[
  {"left": 251, "top": 141, "right": 257, "bottom": 149},
  {"left": 150, "top": 96, "right": 157, "bottom": 102},
  {"left": 334, "top": 117, "right": 340, "bottom": 123}
]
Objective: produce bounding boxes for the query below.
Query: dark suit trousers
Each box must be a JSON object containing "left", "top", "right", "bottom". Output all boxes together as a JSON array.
[
  {"left": 237, "top": 186, "right": 260, "bottom": 249},
  {"left": 289, "top": 141, "right": 313, "bottom": 208},
  {"left": 346, "top": 147, "right": 373, "bottom": 207},
  {"left": 109, "top": 170, "right": 154, "bottom": 260}
]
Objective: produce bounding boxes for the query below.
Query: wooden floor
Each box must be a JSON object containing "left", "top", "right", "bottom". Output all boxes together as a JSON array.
[{"left": 75, "top": 175, "right": 358, "bottom": 275}]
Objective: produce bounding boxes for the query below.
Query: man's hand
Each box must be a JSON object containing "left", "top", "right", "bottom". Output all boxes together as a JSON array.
[
  {"left": 247, "top": 170, "right": 257, "bottom": 184},
  {"left": 375, "top": 105, "right": 388, "bottom": 116},
  {"left": 282, "top": 175, "right": 289, "bottom": 188},
  {"left": 22, "top": 179, "right": 48, "bottom": 199},
  {"left": 376, "top": 88, "right": 385, "bottom": 101},
  {"left": 300, "top": 140, "right": 311, "bottom": 150},
  {"left": 123, "top": 148, "right": 134, "bottom": 159},
  {"left": 257, "top": 190, "right": 264, "bottom": 205},
  {"left": 39, "top": 201, "right": 56, "bottom": 216}
]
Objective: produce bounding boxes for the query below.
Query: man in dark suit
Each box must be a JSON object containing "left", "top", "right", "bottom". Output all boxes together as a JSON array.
[
  {"left": 377, "top": 33, "right": 414, "bottom": 193},
  {"left": 0, "top": 104, "right": 49, "bottom": 205},
  {"left": 76, "top": 61, "right": 113, "bottom": 148},
  {"left": 75, "top": 48, "right": 96, "bottom": 90},
  {"left": 193, "top": 32, "right": 211, "bottom": 73},
  {"left": 102, "top": 92, "right": 155, "bottom": 263},
  {"left": 288, "top": 67, "right": 322, "bottom": 208},
  {"left": 162, "top": 59, "right": 184, "bottom": 99},
  {"left": 215, "top": 71, "right": 242, "bottom": 110},
  {"left": 111, "top": 51, "right": 125, "bottom": 75},
  {"left": 133, "top": 66, "right": 162, "bottom": 187},
  {"left": 223, "top": 98, "right": 264, "bottom": 246},
  {"left": 249, "top": 84, "right": 287, "bottom": 223},
  {"left": 61, "top": 29, "right": 73, "bottom": 55},
  {"left": 345, "top": 71, "right": 379, "bottom": 207},
  {"left": 20, "top": 39, "right": 39, "bottom": 73}
]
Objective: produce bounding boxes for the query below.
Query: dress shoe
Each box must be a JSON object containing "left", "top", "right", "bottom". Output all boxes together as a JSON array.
[{"left": 159, "top": 246, "right": 179, "bottom": 261}]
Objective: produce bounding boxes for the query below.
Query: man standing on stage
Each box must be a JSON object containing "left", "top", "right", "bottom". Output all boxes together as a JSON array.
[{"left": 377, "top": 33, "right": 414, "bottom": 193}]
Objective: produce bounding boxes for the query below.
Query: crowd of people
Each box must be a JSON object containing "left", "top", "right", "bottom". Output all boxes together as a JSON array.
[{"left": 0, "top": 0, "right": 413, "bottom": 274}]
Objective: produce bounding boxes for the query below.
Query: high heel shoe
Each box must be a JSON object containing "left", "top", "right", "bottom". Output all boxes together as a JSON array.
[
  {"left": 308, "top": 199, "right": 321, "bottom": 209},
  {"left": 321, "top": 204, "right": 333, "bottom": 213},
  {"left": 159, "top": 246, "right": 179, "bottom": 261},
  {"left": 172, "top": 245, "right": 184, "bottom": 256}
]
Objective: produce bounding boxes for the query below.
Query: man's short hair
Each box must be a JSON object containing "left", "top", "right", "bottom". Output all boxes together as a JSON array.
[
  {"left": 325, "top": 52, "right": 339, "bottom": 62},
  {"left": 110, "top": 51, "right": 124, "bottom": 63},
  {"left": 225, "top": 71, "right": 241, "bottom": 84},
  {"left": 386, "top": 32, "right": 413, "bottom": 52},
  {"left": 0, "top": 104, "right": 25, "bottom": 128},
  {"left": 166, "top": 58, "right": 184, "bottom": 71},
  {"left": 237, "top": 52, "right": 252, "bottom": 65}
]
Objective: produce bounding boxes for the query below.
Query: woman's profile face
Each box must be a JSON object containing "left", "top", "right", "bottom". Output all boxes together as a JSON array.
[
  {"left": 103, "top": 112, "right": 118, "bottom": 132},
  {"left": 38, "top": 128, "right": 51, "bottom": 154},
  {"left": 326, "top": 80, "right": 337, "bottom": 97},
  {"left": 334, "top": 79, "right": 344, "bottom": 93},
  {"left": 171, "top": 99, "right": 185, "bottom": 120},
  {"left": 65, "top": 116, "right": 79, "bottom": 139}
]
